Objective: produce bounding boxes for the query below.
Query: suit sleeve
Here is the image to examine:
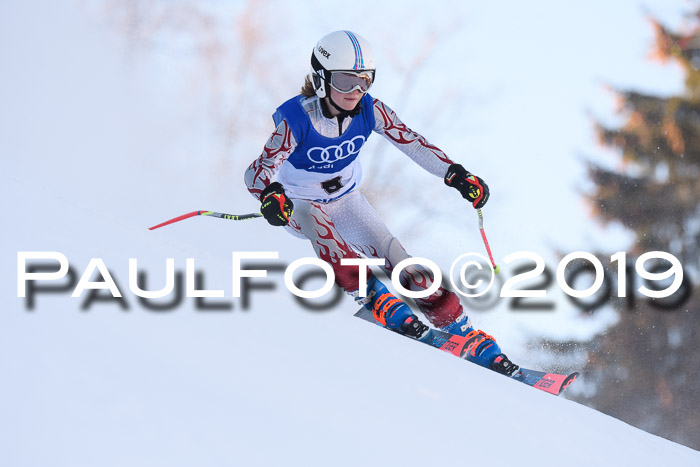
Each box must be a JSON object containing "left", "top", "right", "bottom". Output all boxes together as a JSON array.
[
  {"left": 244, "top": 119, "right": 297, "bottom": 200},
  {"left": 372, "top": 98, "right": 454, "bottom": 177}
]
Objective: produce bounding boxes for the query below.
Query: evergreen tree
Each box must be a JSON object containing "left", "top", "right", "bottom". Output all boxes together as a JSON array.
[{"left": 577, "top": 13, "right": 700, "bottom": 449}]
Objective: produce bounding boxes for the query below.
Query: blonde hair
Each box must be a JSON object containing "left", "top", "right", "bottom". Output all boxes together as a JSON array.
[{"left": 300, "top": 75, "right": 316, "bottom": 97}]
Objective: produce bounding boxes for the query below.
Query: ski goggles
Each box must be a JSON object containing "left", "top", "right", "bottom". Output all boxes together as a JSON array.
[{"left": 329, "top": 70, "right": 375, "bottom": 93}]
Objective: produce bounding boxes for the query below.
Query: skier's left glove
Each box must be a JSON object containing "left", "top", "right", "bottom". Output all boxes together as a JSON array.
[
  {"left": 260, "top": 182, "right": 294, "bottom": 226},
  {"left": 444, "top": 163, "right": 490, "bottom": 209}
]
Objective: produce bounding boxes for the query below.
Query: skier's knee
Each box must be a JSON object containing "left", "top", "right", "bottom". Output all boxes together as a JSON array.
[{"left": 415, "top": 288, "right": 464, "bottom": 328}]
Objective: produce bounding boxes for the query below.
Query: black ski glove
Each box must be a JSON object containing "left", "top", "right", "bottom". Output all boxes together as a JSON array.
[
  {"left": 444, "top": 163, "right": 490, "bottom": 209},
  {"left": 260, "top": 182, "right": 294, "bottom": 226}
]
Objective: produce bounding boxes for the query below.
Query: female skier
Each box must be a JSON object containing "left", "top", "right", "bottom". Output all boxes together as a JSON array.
[{"left": 245, "top": 30, "right": 517, "bottom": 376}]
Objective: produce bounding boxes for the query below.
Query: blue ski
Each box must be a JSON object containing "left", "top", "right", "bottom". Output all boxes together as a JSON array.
[{"left": 355, "top": 307, "right": 579, "bottom": 396}]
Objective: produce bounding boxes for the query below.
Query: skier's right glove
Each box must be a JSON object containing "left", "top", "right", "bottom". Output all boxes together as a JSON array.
[
  {"left": 444, "top": 163, "right": 490, "bottom": 209},
  {"left": 260, "top": 182, "right": 294, "bottom": 226}
]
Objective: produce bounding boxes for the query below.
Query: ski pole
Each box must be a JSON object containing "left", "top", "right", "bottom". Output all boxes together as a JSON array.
[
  {"left": 148, "top": 210, "right": 261, "bottom": 230},
  {"left": 476, "top": 208, "right": 500, "bottom": 274}
]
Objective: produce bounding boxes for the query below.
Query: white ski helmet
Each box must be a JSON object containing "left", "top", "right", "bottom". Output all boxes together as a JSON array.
[{"left": 311, "top": 30, "right": 376, "bottom": 98}]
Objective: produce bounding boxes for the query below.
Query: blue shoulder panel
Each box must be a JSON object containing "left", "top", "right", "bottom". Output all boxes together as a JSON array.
[{"left": 273, "top": 94, "right": 375, "bottom": 174}]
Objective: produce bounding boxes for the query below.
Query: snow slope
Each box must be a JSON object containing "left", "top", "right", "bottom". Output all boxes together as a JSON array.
[{"left": 2, "top": 173, "right": 698, "bottom": 467}]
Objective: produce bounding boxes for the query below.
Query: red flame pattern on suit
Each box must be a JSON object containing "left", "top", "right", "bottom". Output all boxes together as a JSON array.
[
  {"left": 245, "top": 120, "right": 294, "bottom": 199},
  {"left": 309, "top": 206, "right": 363, "bottom": 291},
  {"left": 349, "top": 244, "right": 380, "bottom": 260},
  {"left": 287, "top": 218, "right": 302, "bottom": 236},
  {"left": 373, "top": 99, "right": 453, "bottom": 166}
]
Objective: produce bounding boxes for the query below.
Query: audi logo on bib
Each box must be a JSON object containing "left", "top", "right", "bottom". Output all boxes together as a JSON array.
[{"left": 307, "top": 135, "right": 366, "bottom": 164}]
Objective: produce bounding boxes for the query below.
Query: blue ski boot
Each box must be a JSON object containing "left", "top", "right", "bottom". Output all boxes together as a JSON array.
[
  {"left": 442, "top": 313, "right": 519, "bottom": 376},
  {"left": 355, "top": 275, "right": 429, "bottom": 339}
]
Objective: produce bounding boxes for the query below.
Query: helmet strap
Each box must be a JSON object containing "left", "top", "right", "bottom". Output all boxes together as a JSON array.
[{"left": 319, "top": 96, "right": 336, "bottom": 119}]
